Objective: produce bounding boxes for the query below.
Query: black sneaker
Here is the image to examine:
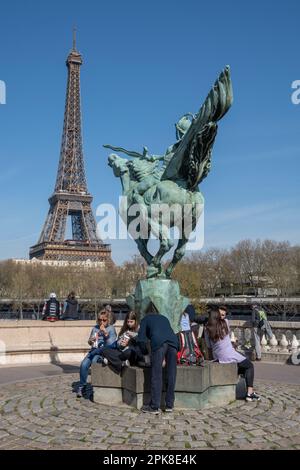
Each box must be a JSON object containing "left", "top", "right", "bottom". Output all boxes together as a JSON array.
[
  {"left": 246, "top": 392, "right": 261, "bottom": 402},
  {"left": 141, "top": 405, "right": 160, "bottom": 414}
]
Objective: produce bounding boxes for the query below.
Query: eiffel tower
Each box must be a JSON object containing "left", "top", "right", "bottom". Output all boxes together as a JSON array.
[{"left": 30, "top": 33, "right": 111, "bottom": 263}]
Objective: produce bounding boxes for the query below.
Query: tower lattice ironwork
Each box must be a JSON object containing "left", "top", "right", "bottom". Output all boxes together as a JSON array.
[{"left": 30, "top": 34, "right": 111, "bottom": 263}]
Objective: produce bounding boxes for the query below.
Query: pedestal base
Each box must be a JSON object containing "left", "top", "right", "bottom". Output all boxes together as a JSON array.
[
  {"left": 92, "top": 362, "right": 238, "bottom": 410},
  {"left": 126, "top": 278, "right": 189, "bottom": 333}
]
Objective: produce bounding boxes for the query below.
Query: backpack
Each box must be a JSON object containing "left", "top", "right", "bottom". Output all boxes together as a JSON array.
[
  {"left": 44, "top": 299, "right": 60, "bottom": 321},
  {"left": 177, "top": 330, "right": 204, "bottom": 366}
]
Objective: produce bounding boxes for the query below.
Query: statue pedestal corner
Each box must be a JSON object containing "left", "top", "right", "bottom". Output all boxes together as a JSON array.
[{"left": 126, "top": 278, "right": 189, "bottom": 333}]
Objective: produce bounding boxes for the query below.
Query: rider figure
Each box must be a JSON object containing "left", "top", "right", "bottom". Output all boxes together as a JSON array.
[{"left": 105, "top": 114, "right": 193, "bottom": 204}]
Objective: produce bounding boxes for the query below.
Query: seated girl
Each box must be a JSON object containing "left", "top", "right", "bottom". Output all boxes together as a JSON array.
[
  {"left": 205, "top": 310, "right": 261, "bottom": 402},
  {"left": 102, "top": 311, "right": 144, "bottom": 373}
]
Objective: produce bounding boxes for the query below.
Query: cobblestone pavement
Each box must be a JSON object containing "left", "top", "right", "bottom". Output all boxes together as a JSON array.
[{"left": 0, "top": 374, "right": 299, "bottom": 450}]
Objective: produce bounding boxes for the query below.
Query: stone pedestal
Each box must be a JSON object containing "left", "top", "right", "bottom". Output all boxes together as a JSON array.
[
  {"left": 126, "top": 278, "right": 189, "bottom": 333},
  {"left": 91, "top": 362, "right": 238, "bottom": 410}
]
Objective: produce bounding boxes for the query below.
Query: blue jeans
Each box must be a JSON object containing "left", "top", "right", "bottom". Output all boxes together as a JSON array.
[
  {"left": 79, "top": 352, "right": 101, "bottom": 387},
  {"left": 87, "top": 345, "right": 105, "bottom": 360},
  {"left": 150, "top": 343, "right": 177, "bottom": 410}
]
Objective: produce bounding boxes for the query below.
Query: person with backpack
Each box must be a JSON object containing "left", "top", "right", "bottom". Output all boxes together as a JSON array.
[
  {"left": 252, "top": 304, "right": 273, "bottom": 361},
  {"left": 177, "top": 308, "right": 204, "bottom": 365},
  {"left": 136, "top": 302, "right": 179, "bottom": 414},
  {"left": 61, "top": 291, "right": 79, "bottom": 320},
  {"left": 42, "top": 293, "right": 61, "bottom": 322},
  {"left": 205, "top": 310, "right": 261, "bottom": 402}
]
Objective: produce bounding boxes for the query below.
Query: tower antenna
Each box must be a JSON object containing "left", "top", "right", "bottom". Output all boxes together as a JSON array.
[{"left": 72, "top": 27, "right": 77, "bottom": 51}]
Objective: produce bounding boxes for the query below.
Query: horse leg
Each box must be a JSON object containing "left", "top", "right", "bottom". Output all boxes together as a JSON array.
[
  {"left": 147, "top": 221, "right": 174, "bottom": 278},
  {"left": 165, "top": 235, "right": 189, "bottom": 278},
  {"left": 136, "top": 235, "right": 153, "bottom": 266},
  {"left": 127, "top": 209, "right": 153, "bottom": 266},
  {"left": 166, "top": 201, "right": 200, "bottom": 277}
]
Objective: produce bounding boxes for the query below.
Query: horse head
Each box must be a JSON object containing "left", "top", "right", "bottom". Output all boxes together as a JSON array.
[{"left": 108, "top": 153, "right": 129, "bottom": 178}]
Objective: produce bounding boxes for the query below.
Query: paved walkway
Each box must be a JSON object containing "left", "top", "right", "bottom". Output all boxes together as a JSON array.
[
  {"left": 0, "top": 363, "right": 299, "bottom": 450},
  {"left": 254, "top": 362, "right": 300, "bottom": 384},
  {"left": 1, "top": 361, "right": 299, "bottom": 385}
]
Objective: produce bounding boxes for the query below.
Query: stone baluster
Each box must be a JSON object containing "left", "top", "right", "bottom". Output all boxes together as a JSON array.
[
  {"left": 291, "top": 335, "right": 299, "bottom": 352},
  {"left": 244, "top": 327, "right": 252, "bottom": 350},
  {"left": 239, "top": 328, "right": 245, "bottom": 349},
  {"left": 261, "top": 334, "right": 268, "bottom": 352},
  {"left": 269, "top": 334, "right": 278, "bottom": 352},
  {"left": 279, "top": 334, "right": 289, "bottom": 353},
  {"left": 230, "top": 331, "right": 237, "bottom": 344}
]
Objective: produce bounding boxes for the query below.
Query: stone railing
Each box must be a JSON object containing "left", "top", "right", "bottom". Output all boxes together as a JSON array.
[
  {"left": 229, "top": 320, "right": 300, "bottom": 363},
  {"left": 0, "top": 319, "right": 299, "bottom": 365},
  {"left": 0, "top": 320, "right": 123, "bottom": 365}
]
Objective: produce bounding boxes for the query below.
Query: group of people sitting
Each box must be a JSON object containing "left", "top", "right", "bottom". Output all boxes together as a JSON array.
[
  {"left": 77, "top": 302, "right": 261, "bottom": 410},
  {"left": 77, "top": 307, "right": 143, "bottom": 397},
  {"left": 42, "top": 292, "right": 79, "bottom": 321}
]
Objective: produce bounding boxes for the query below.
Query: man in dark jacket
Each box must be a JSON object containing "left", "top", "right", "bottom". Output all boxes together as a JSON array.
[
  {"left": 61, "top": 292, "right": 79, "bottom": 320},
  {"left": 136, "top": 302, "right": 179, "bottom": 414}
]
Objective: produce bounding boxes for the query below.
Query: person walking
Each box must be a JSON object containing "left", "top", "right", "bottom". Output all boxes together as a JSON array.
[
  {"left": 136, "top": 302, "right": 179, "bottom": 414},
  {"left": 252, "top": 304, "right": 273, "bottom": 361}
]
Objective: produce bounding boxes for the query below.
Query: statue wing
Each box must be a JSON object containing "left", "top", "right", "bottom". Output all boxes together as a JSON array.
[{"left": 161, "top": 66, "right": 233, "bottom": 190}]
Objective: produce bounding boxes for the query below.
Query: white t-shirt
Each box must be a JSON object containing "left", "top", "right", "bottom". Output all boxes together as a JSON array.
[{"left": 180, "top": 313, "right": 191, "bottom": 331}]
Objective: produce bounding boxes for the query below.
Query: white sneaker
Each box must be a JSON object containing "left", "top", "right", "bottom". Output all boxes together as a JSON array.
[{"left": 246, "top": 392, "right": 261, "bottom": 402}]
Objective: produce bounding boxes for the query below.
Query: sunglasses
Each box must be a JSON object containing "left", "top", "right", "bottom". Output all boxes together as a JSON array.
[{"left": 99, "top": 318, "right": 108, "bottom": 323}]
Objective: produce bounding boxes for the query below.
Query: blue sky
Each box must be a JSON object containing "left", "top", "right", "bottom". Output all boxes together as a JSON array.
[{"left": 0, "top": 0, "right": 299, "bottom": 264}]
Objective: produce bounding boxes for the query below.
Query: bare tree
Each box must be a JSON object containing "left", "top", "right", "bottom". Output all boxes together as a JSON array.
[{"left": 0, "top": 239, "right": 299, "bottom": 305}]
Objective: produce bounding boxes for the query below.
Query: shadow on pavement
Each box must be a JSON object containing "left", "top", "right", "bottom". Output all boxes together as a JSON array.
[{"left": 0, "top": 363, "right": 80, "bottom": 385}]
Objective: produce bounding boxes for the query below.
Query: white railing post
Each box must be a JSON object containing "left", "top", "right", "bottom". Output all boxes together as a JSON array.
[
  {"left": 269, "top": 334, "right": 278, "bottom": 351},
  {"left": 261, "top": 334, "right": 268, "bottom": 352},
  {"left": 280, "top": 334, "right": 289, "bottom": 352},
  {"left": 230, "top": 331, "right": 237, "bottom": 343},
  {"left": 291, "top": 335, "right": 299, "bottom": 352}
]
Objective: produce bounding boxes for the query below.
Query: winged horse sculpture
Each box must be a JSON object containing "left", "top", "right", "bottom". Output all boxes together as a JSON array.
[{"left": 105, "top": 66, "right": 233, "bottom": 278}]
